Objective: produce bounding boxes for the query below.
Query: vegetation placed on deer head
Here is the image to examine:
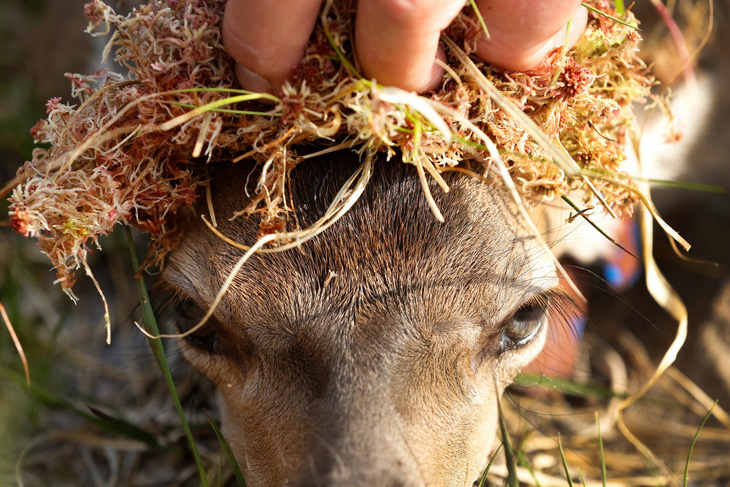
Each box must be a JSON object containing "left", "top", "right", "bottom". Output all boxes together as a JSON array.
[{"left": 3, "top": 0, "right": 660, "bottom": 312}]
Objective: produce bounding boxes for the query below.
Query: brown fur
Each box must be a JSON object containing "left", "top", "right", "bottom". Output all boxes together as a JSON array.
[{"left": 160, "top": 150, "right": 557, "bottom": 486}]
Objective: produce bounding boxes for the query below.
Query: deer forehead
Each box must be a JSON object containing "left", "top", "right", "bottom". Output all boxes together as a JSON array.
[
  {"left": 159, "top": 155, "right": 557, "bottom": 487},
  {"left": 163, "top": 156, "right": 555, "bottom": 363}
]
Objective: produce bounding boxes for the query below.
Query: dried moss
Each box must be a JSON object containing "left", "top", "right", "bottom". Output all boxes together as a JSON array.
[{"left": 6, "top": 0, "right": 653, "bottom": 296}]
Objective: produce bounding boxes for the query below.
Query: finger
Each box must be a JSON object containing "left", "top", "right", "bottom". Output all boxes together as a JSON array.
[
  {"left": 473, "top": 0, "right": 587, "bottom": 71},
  {"left": 355, "top": 0, "right": 465, "bottom": 93},
  {"left": 222, "top": 0, "right": 323, "bottom": 92}
]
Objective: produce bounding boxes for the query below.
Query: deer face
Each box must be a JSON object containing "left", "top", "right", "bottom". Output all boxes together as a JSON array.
[{"left": 159, "top": 151, "right": 558, "bottom": 486}]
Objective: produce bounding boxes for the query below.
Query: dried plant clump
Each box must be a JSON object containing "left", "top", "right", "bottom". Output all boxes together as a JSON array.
[{"left": 6, "top": 0, "right": 653, "bottom": 297}]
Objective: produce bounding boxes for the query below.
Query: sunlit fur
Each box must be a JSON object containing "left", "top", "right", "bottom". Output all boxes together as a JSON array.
[{"left": 159, "top": 150, "right": 560, "bottom": 486}]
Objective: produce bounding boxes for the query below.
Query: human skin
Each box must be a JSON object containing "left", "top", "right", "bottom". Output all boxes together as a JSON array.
[{"left": 222, "top": 0, "right": 587, "bottom": 93}]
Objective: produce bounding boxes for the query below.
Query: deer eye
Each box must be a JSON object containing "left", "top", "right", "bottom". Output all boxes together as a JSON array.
[
  {"left": 499, "top": 295, "right": 549, "bottom": 354},
  {"left": 173, "top": 298, "right": 221, "bottom": 355}
]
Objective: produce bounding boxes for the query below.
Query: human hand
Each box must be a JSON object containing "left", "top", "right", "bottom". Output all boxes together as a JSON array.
[{"left": 222, "top": 0, "right": 587, "bottom": 94}]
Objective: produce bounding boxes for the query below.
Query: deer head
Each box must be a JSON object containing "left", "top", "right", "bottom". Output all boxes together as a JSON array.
[{"left": 158, "top": 150, "right": 560, "bottom": 486}]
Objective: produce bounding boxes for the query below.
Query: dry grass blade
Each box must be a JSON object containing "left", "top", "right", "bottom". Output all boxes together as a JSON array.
[
  {"left": 415, "top": 153, "right": 445, "bottom": 222},
  {"left": 205, "top": 181, "right": 217, "bottom": 228},
  {"left": 193, "top": 112, "right": 212, "bottom": 158},
  {"left": 137, "top": 152, "right": 374, "bottom": 340},
  {"left": 561, "top": 196, "right": 638, "bottom": 259},
  {"left": 458, "top": 132, "right": 586, "bottom": 303},
  {"left": 410, "top": 118, "right": 445, "bottom": 222},
  {"left": 666, "top": 367, "right": 730, "bottom": 430},
  {"left": 232, "top": 126, "right": 297, "bottom": 162},
  {"left": 82, "top": 261, "right": 111, "bottom": 345},
  {"left": 0, "top": 177, "right": 18, "bottom": 200},
  {"left": 442, "top": 36, "right": 582, "bottom": 178},
  {"left": 614, "top": 201, "right": 688, "bottom": 483},
  {"left": 0, "top": 300, "right": 30, "bottom": 387},
  {"left": 627, "top": 203, "right": 688, "bottom": 407},
  {"left": 132, "top": 232, "right": 277, "bottom": 341},
  {"left": 301, "top": 140, "right": 359, "bottom": 160}
]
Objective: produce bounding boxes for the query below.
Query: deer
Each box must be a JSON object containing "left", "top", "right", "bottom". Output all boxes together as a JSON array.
[{"left": 157, "top": 148, "right": 571, "bottom": 486}]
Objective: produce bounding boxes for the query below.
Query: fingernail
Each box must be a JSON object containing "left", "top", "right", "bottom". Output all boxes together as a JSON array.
[
  {"left": 417, "top": 47, "right": 447, "bottom": 94},
  {"left": 422, "top": 60, "right": 445, "bottom": 93},
  {"left": 235, "top": 63, "right": 273, "bottom": 94}
]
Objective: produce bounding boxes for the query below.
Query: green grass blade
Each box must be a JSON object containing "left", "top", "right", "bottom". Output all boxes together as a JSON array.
[
  {"left": 167, "top": 101, "right": 282, "bottom": 117},
  {"left": 206, "top": 411, "right": 247, "bottom": 487},
  {"left": 217, "top": 451, "right": 223, "bottom": 487},
  {"left": 614, "top": 0, "right": 625, "bottom": 15},
  {"left": 596, "top": 413, "right": 607, "bottom": 487},
  {"left": 562, "top": 195, "right": 640, "bottom": 260},
  {"left": 646, "top": 178, "right": 726, "bottom": 193},
  {"left": 477, "top": 444, "right": 502, "bottom": 487},
  {"left": 321, "top": 6, "right": 361, "bottom": 79},
  {"left": 683, "top": 401, "right": 717, "bottom": 487},
  {"left": 86, "top": 405, "right": 160, "bottom": 447},
  {"left": 469, "top": 0, "right": 490, "bottom": 40},
  {"left": 578, "top": 468, "right": 587, "bottom": 487},
  {"left": 497, "top": 399, "right": 518, "bottom": 487},
  {"left": 514, "top": 372, "right": 625, "bottom": 400},
  {"left": 0, "top": 366, "right": 158, "bottom": 447},
  {"left": 581, "top": 3, "right": 638, "bottom": 30},
  {"left": 558, "top": 436, "right": 575, "bottom": 487},
  {"left": 517, "top": 451, "right": 542, "bottom": 487},
  {"left": 125, "top": 227, "right": 209, "bottom": 487}
]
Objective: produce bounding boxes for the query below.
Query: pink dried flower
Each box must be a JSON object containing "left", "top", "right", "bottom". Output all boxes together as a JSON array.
[
  {"left": 83, "top": 0, "right": 109, "bottom": 29},
  {"left": 10, "top": 209, "right": 34, "bottom": 237},
  {"left": 554, "top": 58, "right": 594, "bottom": 100},
  {"left": 46, "top": 97, "right": 63, "bottom": 114},
  {"left": 30, "top": 121, "right": 49, "bottom": 142}
]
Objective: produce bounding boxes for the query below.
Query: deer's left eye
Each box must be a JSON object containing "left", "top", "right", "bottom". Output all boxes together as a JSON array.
[
  {"left": 174, "top": 298, "right": 222, "bottom": 355},
  {"left": 499, "top": 296, "right": 549, "bottom": 353}
]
